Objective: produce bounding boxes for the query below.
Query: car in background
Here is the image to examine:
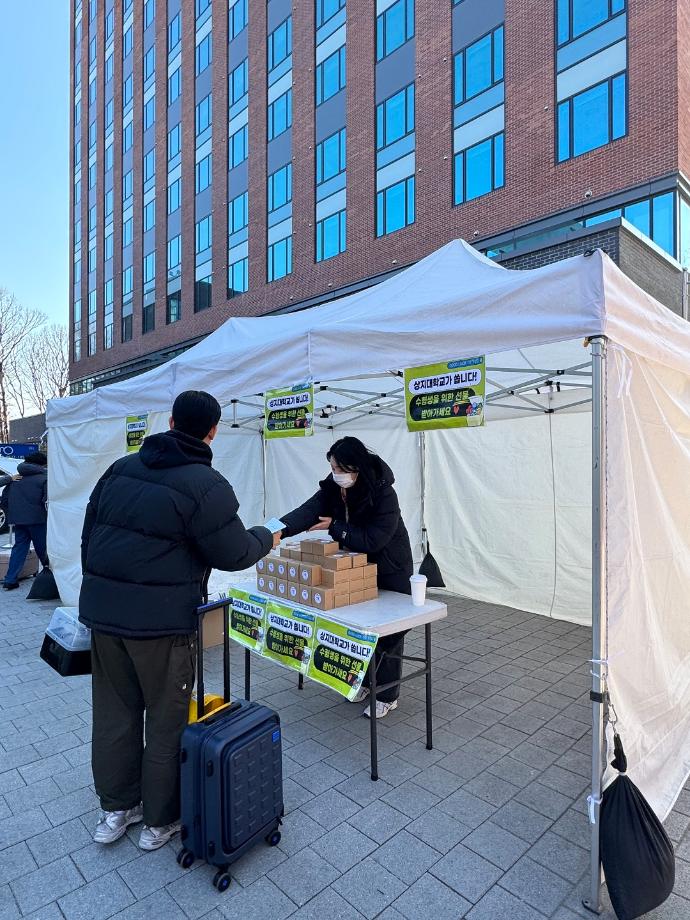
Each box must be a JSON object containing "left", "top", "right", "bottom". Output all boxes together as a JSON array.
[{"left": 0, "top": 458, "right": 21, "bottom": 534}]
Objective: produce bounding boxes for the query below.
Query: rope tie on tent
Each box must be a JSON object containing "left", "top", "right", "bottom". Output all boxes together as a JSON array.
[
  {"left": 609, "top": 344, "right": 633, "bottom": 398},
  {"left": 586, "top": 658, "right": 621, "bottom": 824}
]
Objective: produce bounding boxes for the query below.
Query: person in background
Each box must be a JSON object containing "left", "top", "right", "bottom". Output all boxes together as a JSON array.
[
  {"left": 79, "top": 390, "right": 279, "bottom": 851},
  {"left": 1, "top": 451, "right": 49, "bottom": 591},
  {"left": 280, "top": 436, "right": 413, "bottom": 718}
]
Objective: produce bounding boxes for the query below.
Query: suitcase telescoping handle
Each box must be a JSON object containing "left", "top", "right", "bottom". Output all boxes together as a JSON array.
[{"left": 194, "top": 595, "right": 232, "bottom": 721}]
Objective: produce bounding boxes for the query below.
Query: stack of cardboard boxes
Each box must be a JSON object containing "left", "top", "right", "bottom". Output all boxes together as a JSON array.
[{"left": 256, "top": 538, "right": 378, "bottom": 611}]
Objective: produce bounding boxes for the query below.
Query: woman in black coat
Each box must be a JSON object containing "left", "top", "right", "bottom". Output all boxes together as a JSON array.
[{"left": 281, "top": 437, "right": 413, "bottom": 718}]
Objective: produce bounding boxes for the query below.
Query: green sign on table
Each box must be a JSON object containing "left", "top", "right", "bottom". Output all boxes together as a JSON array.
[
  {"left": 264, "top": 383, "right": 314, "bottom": 439},
  {"left": 307, "top": 618, "right": 378, "bottom": 701},
  {"left": 404, "top": 357, "right": 485, "bottom": 431},
  {"left": 229, "top": 590, "right": 267, "bottom": 652},
  {"left": 125, "top": 413, "right": 149, "bottom": 452},
  {"left": 263, "top": 602, "right": 316, "bottom": 673}
]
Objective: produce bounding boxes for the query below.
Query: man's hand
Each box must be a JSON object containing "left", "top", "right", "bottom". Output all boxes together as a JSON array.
[
  {"left": 272, "top": 531, "right": 281, "bottom": 548},
  {"left": 309, "top": 516, "right": 333, "bottom": 532},
  {"left": 12, "top": 475, "right": 22, "bottom": 481}
]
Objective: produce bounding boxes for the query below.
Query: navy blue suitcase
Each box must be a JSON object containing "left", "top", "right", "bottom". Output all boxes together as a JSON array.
[{"left": 177, "top": 600, "right": 284, "bottom": 891}]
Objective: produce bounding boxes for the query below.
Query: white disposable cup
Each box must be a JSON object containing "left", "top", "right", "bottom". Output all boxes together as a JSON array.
[{"left": 410, "top": 574, "right": 427, "bottom": 606}]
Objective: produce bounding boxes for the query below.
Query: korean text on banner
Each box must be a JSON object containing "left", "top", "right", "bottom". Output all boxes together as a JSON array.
[
  {"left": 263, "top": 601, "right": 315, "bottom": 673},
  {"left": 308, "top": 618, "right": 379, "bottom": 701},
  {"left": 229, "top": 589, "right": 267, "bottom": 652},
  {"left": 404, "top": 357, "right": 485, "bottom": 431},
  {"left": 264, "top": 383, "right": 314, "bottom": 439},
  {"left": 125, "top": 413, "right": 149, "bottom": 453}
]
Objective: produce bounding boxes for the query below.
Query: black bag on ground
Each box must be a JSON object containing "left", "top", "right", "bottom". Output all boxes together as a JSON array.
[
  {"left": 418, "top": 533, "right": 445, "bottom": 588},
  {"left": 599, "top": 733, "right": 675, "bottom": 920},
  {"left": 27, "top": 567, "right": 60, "bottom": 600}
]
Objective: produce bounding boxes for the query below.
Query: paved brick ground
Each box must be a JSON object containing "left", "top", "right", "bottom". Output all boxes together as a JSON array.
[{"left": 1, "top": 582, "right": 689, "bottom": 919}]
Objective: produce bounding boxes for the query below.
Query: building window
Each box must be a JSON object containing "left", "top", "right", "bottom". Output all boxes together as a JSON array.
[
  {"left": 122, "top": 266, "right": 133, "bottom": 296},
  {"left": 168, "top": 234, "right": 181, "bottom": 274},
  {"left": 75, "top": 58, "right": 81, "bottom": 90},
  {"left": 123, "top": 169, "right": 133, "bottom": 201},
  {"left": 168, "top": 178, "right": 181, "bottom": 213},
  {"left": 104, "top": 189, "right": 113, "bottom": 218},
  {"left": 268, "top": 18, "right": 292, "bottom": 72},
  {"left": 267, "top": 237, "right": 292, "bottom": 282},
  {"left": 194, "top": 277, "right": 212, "bottom": 312},
  {"left": 89, "top": 163, "right": 97, "bottom": 189},
  {"left": 268, "top": 164, "right": 292, "bottom": 213},
  {"left": 144, "top": 46, "right": 155, "bottom": 82},
  {"left": 106, "top": 10, "right": 114, "bottom": 38},
  {"left": 196, "top": 94, "right": 212, "bottom": 135},
  {"left": 74, "top": 98, "right": 81, "bottom": 127},
  {"left": 123, "top": 26, "right": 133, "bottom": 59},
  {"left": 89, "top": 120, "right": 97, "bottom": 149},
  {"left": 376, "top": 175, "right": 415, "bottom": 236},
  {"left": 144, "top": 199, "right": 155, "bottom": 231},
  {"left": 168, "top": 13, "right": 181, "bottom": 52},
  {"left": 123, "top": 217, "right": 133, "bottom": 246},
  {"left": 316, "top": 210, "right": 346, "bottom": 262},
  {"left": 317, "top": 0, "right": 345, "bottom": 28},
  {"left": 228, "top": 258, "right": 248, "bottom": 296},
  {"left": 75, "top": 257, "right": 82, "bottom": 283},
  {"left": 105, "top": 99, "right": 114, "bottom": 130},
  {"left": 144, "top": 96, "right": 156, "bottom": 129},
  {"left": 88, "top": 290, "right": 97, "bottom": 356},
  {"left": 89, "top": 0, "right": 97, "bottom": 22},
  {"left": 196, "top": 0, "right": 211, "bottom": 19},
  {"left": 229, "top": 191, "right": 248, "bottom": 233},
  {"left": 376, "top": 0, "right": 414, "bottom": 62},
  {"left": 316, "top": 46, "right": 345, "bottom": 105},
  {"left": 196, "top": 153, "right": 212, "bottom": 192},
  {"left": 229, "top": 59, "right": 248, "bottom": 106},
  {"left": 142, "top": 302, "right": 155, "bottom": 333},
  {"left": 168, "top": 67, "right": 181, "bottom": 104},
  {"left": 316, "top": 129, "right": 346, "bottom": 184},
  {"left": 376, "top": 83, "right": 414, "bottom": 150},
  {"left": 168, "top": 124, "right": 181, "bottom": 161},
  {"left": 90, "top": 37, "right": 97, "bottom": 67},
  {"left": 229, "top": 124, "right": 248, "bottom": 167},
  {"left": 105, "top": 229, "right": 113, "bottom": 260},
  {"left": 144, "top": 0, "right": 155, "bottom": 29},
  {"left": 105, "top": 141, "right": 113, "bottom": 171},
  {"left": 557, "top": 73, "right": 626, "bottom": 162},
  {"left": 105, "top": 52, "right": 113, "bottom": 83},
  {"left": 123, "top": 74, "right": 133, "bottom": 106},
  {"left": 143, "top": 148, "right": 156, "bottom": 184},
  {"left": 195, "top": 215, "right": 212, "bottom": 254},
  {"left": 196, "top": 34, "right": 212, "bottom": 75},
  {"left": 89, "top": 204, "right": 97, "bottom": 232},
  {"left": 557, "top": 0, "right": 625, "bottom": 46},
  {"left": 73, "top": 298, "right": 82, "bottom": 362},
  {"left": 104, "top": 279, "right": 114, "bottom": 350},
  {"left": 454, "top": 132, "right": 504, "bottom": 204},
  {"left": 88, "top": 244, "right": 96, "bottom": 273},
  {"left": 166, "top": 291, "right": 181, "bottom": 323},
  {"left": 268, "top": 89, "right": 292, "bottom": 141},
  {"left": 454, "top": 26, "right": 503, "bottom": 105},
  {"left": 123, "top": 121, "right": 133, "bottom": 152},
  {"left": 75, "top": 218, "right": 82, "bottom": 245},
  {"left": 229, "top": 0, "right": 248, "bottom": 38},
  {"left": 122, "top": 312, "right": 133, "bottom": 343},
  {"left": 89, "top": 78, "right": 97, "bottom": 105}
]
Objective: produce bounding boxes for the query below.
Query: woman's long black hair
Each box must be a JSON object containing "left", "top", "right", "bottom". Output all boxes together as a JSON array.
[{"left": 327, "top": 437, "right": 382, "bottom": 506}]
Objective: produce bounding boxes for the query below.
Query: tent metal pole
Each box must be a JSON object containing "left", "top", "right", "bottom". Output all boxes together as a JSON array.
[{"left": 584, "top": 336, "right": 607, "bottom": 916}]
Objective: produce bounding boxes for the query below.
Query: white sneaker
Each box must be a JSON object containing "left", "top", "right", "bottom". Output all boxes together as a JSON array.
[
  {"left": 93, "top": 805, "right": 143, "bottom": 844},
  {"left": 363, "top": 699, "right": 398, "bottom": 719},
  {"left": 350, "top": 686, "right": 370, "bottom": 703},
  {"left": 139, "top": 822, "right": 181, "bottom": 851}
]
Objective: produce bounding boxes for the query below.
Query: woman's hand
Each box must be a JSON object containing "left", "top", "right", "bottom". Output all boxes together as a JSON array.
[{"left": 309, "top": 516, "right": 333, "bottom": 532}]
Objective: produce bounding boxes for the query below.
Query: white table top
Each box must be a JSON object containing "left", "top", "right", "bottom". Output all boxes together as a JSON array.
[{"left": 229, "top": 580, "right": 448, "bottom": 638}]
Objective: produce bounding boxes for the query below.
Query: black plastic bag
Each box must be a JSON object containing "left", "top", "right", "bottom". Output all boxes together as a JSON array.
[
  {"left": 600, "top": 734, "right": 675, "bottom": 920},
  {"left": 418, "top": 534, "right": 445, "bottom": 588},
  {"left": 27, "top": 567, "right": 60, "bottom": 601}
]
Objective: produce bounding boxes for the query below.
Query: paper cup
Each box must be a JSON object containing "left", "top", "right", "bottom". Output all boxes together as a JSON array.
[{"left": 410, "top": 574, "right": 427, "bottom": 606}]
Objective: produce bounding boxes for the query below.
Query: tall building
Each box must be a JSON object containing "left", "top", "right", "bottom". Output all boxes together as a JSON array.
[{"left": 69, "top": 0, "right": 690, "bottom": 392}]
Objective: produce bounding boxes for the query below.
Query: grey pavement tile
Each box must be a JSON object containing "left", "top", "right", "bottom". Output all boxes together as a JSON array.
[
  {"left": 18, "top": 754, "right": 71, "bottom": 786},
  {"left": 436, "top": 789, "right": 496, "bottom": 829},
  {"left": 644, "top": 892, "right": 690, "bottom": 919},
  {"left": 333, "top": 856, "right": 406, "bottom": 919},
  {"left": 71, "top": 835, "right": 141, "bottom": 882},
  {"left": 311, "top": 821, "right": 377, "bottom": 873},
  {"left": 381, "top": 780, "right": 441, "bottom": 819},
  {"left": 10, "top": 854, "right": 83, "bottom": 915},
  {"left": 283, "top": 777, "right": 316, "bottom": 813},
  {"left": 1, "top": 727, "right": 48, "bottom": 752},
  {"left": 0, "top": 799, "right": 11, "bottom": 821},
  {"left": 0, "top": 883, "right": 20, "bottom": 920},
  {"left": 316, "top": 726, "right": 361, "bottom": 753},
  {"left": 0, "top": 770, "right": 26, "bottom": 796},
  {"left": 166, "top": 863, "right": 240, "bottom": 919},
  {"left": 461, "top": 736, "right": 509, "bottom": 764},
  {"left": 407, "top": 806, "right": 472, "bottom": 854},
  {"left": 490, "top": 800, "right": 552, "bottom": 844},
  {"left": 227, "top": 836, "right": 288, "bottom": 887},
  {"left": 58, "top": 869, "right": 134, "bottom": 920},
  {"left": 349, "top": 801, "right": 411, "bottom": 845},
  {"left": 463, "top": 821, "right": 530, "bottom": 871},
  {"left": 443, "top": 716, "right": 485, "bottom": 742},
  {"left": 511, "top": 741, "right": 558, "bottom": 770},
  {"left": 480, "top": 723, "right": 531, "bottom": 750},
  {"left": 375, "top": 754, "right": 422, "bottom": 787},
  {"left": 277, "top": 809, "right": 327, "bottom": 857},
  {"left": 324, "top": 746, "right": 372, "bottom": 778},
  {"left": 435, "top": 749, "right": 488, "bottom": 782},
  {"left": 372, "top": 829, "right": 441, "bottom": 884},
  {"left": 286, "top": 886, "right": 366, "bottom": 919},
  {"left": 538, "top": 764, "right": 589, "bottom": 798},
  {"left": 288, "top": 738, "right": 337, "bottom": 768},
  {"left": 515, "top": 780, "right": 573, "bottom": 820},
  {"left": 111, "top": 889, "right": 188, "bottom": 920},
  {"left": 467, "top": 884, "right": 549, "bottom": 920},
  {"left": 292, "top": 760, "right": 349, "bottom": 795},
  {"left": 7, "top": 777, "right": 62, "bottom": 815},
  {"left": 430, "top": 843, "right": 502, "bottom": 903},
  {"left": 672, "top": 790, "right": 690, "bottom": 817},
  {"left": 63, "top": 745, "right": 92, "bottom": 769},
  {"left": 409, "top": 763, "right": 467, "bottom": 798},
  {"left": 529, "top": 830, "right": 589, "bottom": 883},
  {"left": 26, "top": 817, "right": 93, "bottom": 867},
  {"left": 0, "top": 842, "right": 37, "bottom": 886},
  {"left": 267, "top": 846, "right": 340, "bottom": 908},
  {"left": 500, "top": 855, "right": 572, "bottom": 915},
  {"left": 23, "top": 902, "right": 66, "bottom": 920},
  {"left": 664, "top": 809, "right": 690, "bottom": 844},
  {"left": 216, "top": 877, "right": 293, "bottom": 920},
  {"left": 53, "top": 764, "right": 95, "bottom": 795},
  {"left": 463, "top": 772, "right": 520, "bottom": 808},
  {"left": 555, "top": 750, "right": 591, "bottom": 778},
  {"left": 335, "top": 770, "right": 395, "bottom": 807},
  {"left": 33, "top": 732, "right": 83, "bottom": 758},
  {"left": 117, "top": 844, "right": 187, "bottom": 899},
  {"left": 0, "top": 807, "right": 51, "bottom": 850},
  {"left": 393, "top": 872, "right": 472, "bottom": 920},
  {"left": 674, "top": 857, "right": 690, "bottom": 897},
  {"left": 0, "top": 745, "right": 42, "bottom": 774},
  {"left": 300, "top": 788, "right": 361, "bottom": 831},
  {"left": 550, "top": 808, "right": 590, "bottom": 849},
  {"left": 415, "top": 728, "right": 466, "bottom": 755},
  {"left": 41, "top": 787, "right": 100, "bottom": 826},
  {"left": 486, "top": 755, "right": 541, "bottom": 789}
]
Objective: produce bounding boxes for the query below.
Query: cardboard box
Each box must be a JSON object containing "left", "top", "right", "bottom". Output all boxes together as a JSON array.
[
  {"left": 266, "top": 577, "right": 277, "bottom": 595},
  {"left": 257, "top": 574, "right": 268, "bottom": 593},
  {"left": 266, "top": 557, "right": 278, "bottom": 576},
  {"left": 287, "top": 583, "right": 300, "bottom": 603},
  {"left": 320, "top": 567, "right": 355, "bottom": 589},
  {"left": 347, "top": 566, "right": 364, "bottom": 583},
  {"left": 311, "top": 587, "right": 336, "bottom": 610},
  {"left": 349, "top": 589, "right": 365, "bottom": 605},
  {"left": 363, "top": 587, "right": 378, "bottom": 601},
  {"left": 0, "top": 549, "right": 37, "bottom": 581},
  {"left": 298, "top": 586, "right": 312, "bottom": 607},
  {"left": 281, "top": 543, "right": 300, "bottom": 558},
  {"left": 256, "top": 558, "right": 267, "bottom": 574},
  {"left": 299, "top": 562, "right": 322, "bottom": 586},
  {"left": 321, "top": 553, "right": 353, "bottom": 572},
  {"left": 202, "top": 607, "right": 225, "bottom": 648},
  {"left": 334, "top": 591, "right": 350, "bottom": 608},
  {"left": 276, "top": 560, "right": 288, "bottom": 580},
  {"left": 363, "top": 563, "right": 378, "bottom": 578},
  {"left": 276, "top": 579, "right": 288, "bottom": 600},
  {"left": 286, "top": 561, "right": 300, "bottom": 582},
  {"left": 347, "top": 552, "right": 368, "bottom": 568},
  {"left": 301, "top": 538, "right": 339, "bottom": 557}
]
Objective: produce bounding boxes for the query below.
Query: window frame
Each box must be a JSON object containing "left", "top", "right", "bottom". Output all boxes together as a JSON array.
[
  {"left": 315, "top": 45, "right": 346, "bottom": 106},
  {"left": 453, "top": 131, "right": 505, "bottom": 206},
  {"left": 453, "top": 25, "right": 504, "bottom": 107},
  {"left": 376, "top": 83, "right": 415, "bottom": 151},
  {"left": 557, "top": 0, "right": 626, "bottom": 47},
  {"left": 556, "top": 71, "right": 627, "bottom": 163},
  {"left": 268, "top": 16, "right": 292, "bottom": 72},
  {"left": 375, "top": 0, "right": 415, "bottom": 63},
  {"left": 375, "top": 175, "right": 415, "bottom": 237},
  {"left": 316, "top": 209, "right": 346, "bottom": 262}
]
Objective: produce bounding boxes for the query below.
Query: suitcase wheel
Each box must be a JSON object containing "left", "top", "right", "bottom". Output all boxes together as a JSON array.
[
  {"left": 266, "top": 830, "right": 281, "bottom": 847},
  {"left": 176, "top": 848, "right": 195, "bottom": 869},
  {"left": 212, "top": 870, "right": 232, "bottom": 892}
]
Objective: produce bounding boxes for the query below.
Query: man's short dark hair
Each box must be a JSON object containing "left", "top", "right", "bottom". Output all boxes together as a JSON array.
[
  {"left": 172, "top": 391, "right": 222, "bottom": 441},
  {"left": 29, "top": 451, "right": 47, "bottom": 466}
]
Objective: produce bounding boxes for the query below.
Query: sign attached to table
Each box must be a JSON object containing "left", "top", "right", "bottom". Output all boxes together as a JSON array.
[
  {"left": 125, "top": 413, "right": 149, "bottom": 453},
  {"left": 263, "top": 602, "right": 315, "bottom": 673},
  {"left": 307, "top": 618, "right": 378, "bottom": 701},
  {"left": 229, "top": 590, "right": 267, "bottom": 652},
  {"left": 404, "top": 357, "right": 485, "bottom": 431},
  {"left": 264, "top": 383, "right": 314, "bottom": 439}
]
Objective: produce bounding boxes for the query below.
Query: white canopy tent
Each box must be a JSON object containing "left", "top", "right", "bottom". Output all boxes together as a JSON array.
[{"left": 47, "top": 240, "right": 690, "bottom": 910}]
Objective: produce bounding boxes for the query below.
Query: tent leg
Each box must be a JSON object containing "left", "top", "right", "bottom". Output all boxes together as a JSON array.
[{"left": 583, "top": 336, "right": 607, "bottom": 916}]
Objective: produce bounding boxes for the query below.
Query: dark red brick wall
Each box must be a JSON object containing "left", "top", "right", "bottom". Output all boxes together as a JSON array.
[{"left": 71, "top": 0, "right": 683, "bottom": 383}]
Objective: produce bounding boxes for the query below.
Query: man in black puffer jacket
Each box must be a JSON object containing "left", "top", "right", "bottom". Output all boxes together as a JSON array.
[
  {"left": 1, "top": 451, "right": 49, "bottom": 590},
  {"left": 80, "top": 391, "right": 276, "bottom": 852}
]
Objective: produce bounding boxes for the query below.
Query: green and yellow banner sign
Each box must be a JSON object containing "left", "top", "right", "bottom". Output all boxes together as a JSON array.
[
  {"left": 404, "top": 357, "right": 485, "bottom": 431},
  {"left": 263, "top": 602, "right": 316, "bottom": 673},
  {"left": 307, "top": 618, "right": 378, "bottom": 701},
  {"left": 229, "top": 590, "right": 267, "bottom": 652},
  {"left": 264, "top": 383, "right": 314, "bottom": 439},
  {"left": 125, "top": 414, "right": 149, "bottom": 452}
]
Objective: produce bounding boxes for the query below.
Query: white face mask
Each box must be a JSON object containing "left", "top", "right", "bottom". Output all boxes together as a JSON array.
[{"left": 332, "top": 472, "right": 356, "bottom": 489}]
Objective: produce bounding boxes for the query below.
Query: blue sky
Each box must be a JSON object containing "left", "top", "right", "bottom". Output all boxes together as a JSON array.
[{"left": 0, "top": 2, "right": 69, "bottom": 325}]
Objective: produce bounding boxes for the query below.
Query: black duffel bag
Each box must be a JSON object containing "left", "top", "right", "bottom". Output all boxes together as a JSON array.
[{"left": 27, "top": 566, "right": 60, "bottom": 601}]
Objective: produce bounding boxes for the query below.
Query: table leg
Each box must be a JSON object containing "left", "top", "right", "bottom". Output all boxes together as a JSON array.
[
  {"left": 425, "top": 623, "right": 433, "bottom": 750},
  {"left": 244, "top": 648, "right": 251, "bottom": 700},
  {"left": 298, "top": 673, "right": 304, "bottom": 690},
  {"left": 369, "top": 649, "right": 379, "bottom": 781}
]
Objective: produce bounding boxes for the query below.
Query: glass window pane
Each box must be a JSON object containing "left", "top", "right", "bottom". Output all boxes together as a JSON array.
[
  {"left": 465, "top": 35, "right": 492, "bottom": 99},
  {"left": 572, "top": 0, "right": 609, "bottom": 38},
  {"left": 557, "top": 0, "right": 570, "bottom": 44},
  {"left": 385, "top": 181, "right": 406, "bottom": 234},
  {"left": 612, "top": 73, "right": 626, "bottom": 139},
  {"left": 623, "top": 200, "right": 650, "bottom": 237},
  {"left": 557, "top": 101, "right": 570, "bottom": 161},
  {"left": 680, "top": 197, "right": 690, "bottom": 268},
  {"left": 406, "top": 176, "right": 415, "bottom": 225},
  {"left": 376, "top": 192, "right": 384, "bottom": 236},
  {"left": 385, "top": 2, "right": 405, "bottom": 56},
  {"left": 572, "top": 82, "right": 609, "bottom": 156},
  {"left": 466, "top": 138, "right": 492, "bottom": 201},
  {"left": 454, "top": 52, "right": 464, "bottom": 105},
  {"left": 493, "top": 27, "right": 504, "bottom": 83},
  {"left": 652, "top": 193, "right": 674, "bottom": 256},
  {"left": 385, "top": 90, "right": 406, "bottom": 145},
  {"left": 494, "top": 133, "right": 504, "bottom": 188}
]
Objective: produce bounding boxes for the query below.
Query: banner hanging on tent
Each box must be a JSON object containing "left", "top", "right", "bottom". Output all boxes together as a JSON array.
[
  {"left": 264, "top": 383, "right": 314, "bottom": 439},
  {"left": 263, "top": 601, "right": 315, "bottom": 673},
  {"left": 307, "top": 618, "right": 378, "bottom": 700},
  {"left": 125, "top": 413, "right": 149, "bottom": 452},
  {"left": 404, "top": 357, "right": 485, "bottom": 431},
  {"left": 229, "top": 589, "right": 267, "bottom": 652}
]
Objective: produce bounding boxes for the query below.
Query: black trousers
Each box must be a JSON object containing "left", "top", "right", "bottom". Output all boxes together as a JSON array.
[
  {"left": 363, "top": 571, "right": 411, "bottom": 704},
  {"left": 91, "top": 631, "right": 195, "bottom": 827}
]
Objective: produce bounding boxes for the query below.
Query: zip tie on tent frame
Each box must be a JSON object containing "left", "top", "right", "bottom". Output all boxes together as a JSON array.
[{"left": 587, "top": 793, "right": 603, "bottom": 825}]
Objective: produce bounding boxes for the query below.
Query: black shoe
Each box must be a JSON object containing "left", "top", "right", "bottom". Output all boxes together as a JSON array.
[{"left": 3, "top": 583, "right": 19, "bottom": 591}]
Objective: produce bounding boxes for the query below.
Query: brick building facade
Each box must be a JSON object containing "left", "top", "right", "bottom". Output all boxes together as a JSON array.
[{"left": 70, "top": 0, "right": 690, "bottom": 391}]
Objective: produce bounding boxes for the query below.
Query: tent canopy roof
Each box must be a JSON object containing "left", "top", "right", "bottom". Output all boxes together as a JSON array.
[{"left": 49, "top": 240, "right": 690, "bottom": 426}]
